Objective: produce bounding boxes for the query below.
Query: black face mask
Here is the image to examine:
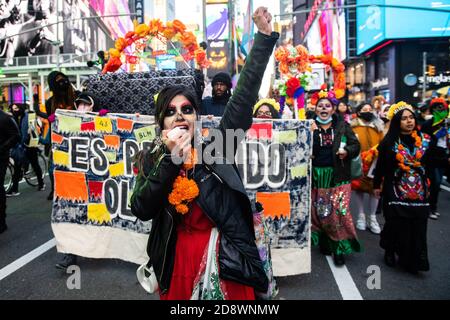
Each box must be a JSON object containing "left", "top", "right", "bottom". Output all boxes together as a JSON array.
[
  {"left": 306, "top": 110, "right": 316, "bottom": 119},
  {"left": 359, "top": 112, "right": 375, "bottom": 122},
  {"left": 56, "top": 78, "right": 70, "bottom": 91}
]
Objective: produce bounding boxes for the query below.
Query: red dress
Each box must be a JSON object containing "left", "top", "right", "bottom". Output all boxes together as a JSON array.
[{"left": 160, "top": 202, "right": 255, "bottom": 300}]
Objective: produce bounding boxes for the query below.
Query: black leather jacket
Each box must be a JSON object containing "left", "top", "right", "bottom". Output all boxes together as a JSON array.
[{"left": 131, "top": 32, "right": 279, "bottom": 294}]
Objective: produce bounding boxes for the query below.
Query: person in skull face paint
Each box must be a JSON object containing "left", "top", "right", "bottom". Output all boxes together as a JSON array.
[
  {"left": 350, "top": 102, "right": 384, "bottom": 235},
  {"left": 309, "top": 87, "right": 361, "bottom": 266}
]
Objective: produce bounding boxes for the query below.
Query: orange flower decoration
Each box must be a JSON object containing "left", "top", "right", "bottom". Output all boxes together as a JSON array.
[
  {"left": 148, "top": 19, "right": 164, "bottom": 36},
  {"left": 135, "top": 23, "right": 150, "bottom": 37},
  {"left": 168, "top": 176, "right": 199, "bottom": 215},
  {"left": 172, "top": 19, "right": 187, "bottom": 33},
  {"left": 115, "top": 38, "right": 127, "bottom": 51}
]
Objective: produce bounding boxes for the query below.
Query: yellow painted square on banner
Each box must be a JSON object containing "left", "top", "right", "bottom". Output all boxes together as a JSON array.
[
  {"left": 134, "top": 125, "right": 156, "bottom": 143},
  {"left": 87, "top": 203, "right": 111, "bottom": 223},
  {"left": 109, "top": 161, "right": 124, "bottom": 177},
  {"left": 53, "top": 150, "right": 70, "bottom": 166},
  {"left": 94, "top": 116, "right": 113, "bottom": 133},
  {"left": 291, "top": 164, "right": 308, "bottom": 179},
  {"left": 58, "top": 115, "right": 82, "bottom": 133},
  {"left": 274, "top": 130, "right": 297, "bottom": 144}
]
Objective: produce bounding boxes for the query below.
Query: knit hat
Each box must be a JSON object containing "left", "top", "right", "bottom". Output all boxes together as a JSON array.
[
  {"left": 47, "top": 71, "right": 67, "bottom": 92},
  {"left": 212, "top": 72, "right": 232, "bottom": 89}
]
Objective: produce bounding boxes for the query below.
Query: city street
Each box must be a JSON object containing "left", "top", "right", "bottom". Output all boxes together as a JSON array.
[{"left": 1, "top": 175, "right": 449, "bottom": 300}]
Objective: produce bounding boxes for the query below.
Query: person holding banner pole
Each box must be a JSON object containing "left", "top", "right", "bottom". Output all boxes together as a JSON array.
[
  {"left": 39, "top": 71, "right": 76, "bottom": 201},
  {"left": 131, "top": 7, "right": 278, "bottom": 300},
  {"left": 309, "top": 86, "right": 362, "bottom": 266}
]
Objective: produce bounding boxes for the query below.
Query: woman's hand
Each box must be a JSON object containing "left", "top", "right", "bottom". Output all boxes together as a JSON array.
[
  {"left": 310, "top": 122, "right": 318, "bottom": 132},
  {"left": 374, "top": 189, "right": 382, "bottom": 199},
  {"left": 337, "top": 148, "right": 348, "bottom": 160},
  {"left": 162, "top": 129, "right": 192, "bottom": 162},
  {"left": 252, "top": 6, "right": 272, "bottom": 36}
]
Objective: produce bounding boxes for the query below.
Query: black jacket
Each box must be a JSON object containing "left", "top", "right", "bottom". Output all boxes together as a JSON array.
[
  {"left": 131, "top": 32, "right": 279, "bottom": 294},
  {"left": 313, "top": 115, "right": 361, "bottom": 184},
  {"left": 0, "top": 110, "right": 20, "bottom": 161}
]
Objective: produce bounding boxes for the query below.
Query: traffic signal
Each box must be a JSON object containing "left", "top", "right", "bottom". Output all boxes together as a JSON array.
[{"left": 427, "top": 64, "right": 436, "bottom": 76}]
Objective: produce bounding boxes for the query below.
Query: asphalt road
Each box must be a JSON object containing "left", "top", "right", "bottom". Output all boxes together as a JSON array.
[{"left": 1, "top": 175, "right": 449, "bottom": 300}]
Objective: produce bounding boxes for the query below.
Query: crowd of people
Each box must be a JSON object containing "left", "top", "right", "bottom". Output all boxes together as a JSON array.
[{"left": 0, "top": 6, "right": 449, "bottom": 300}]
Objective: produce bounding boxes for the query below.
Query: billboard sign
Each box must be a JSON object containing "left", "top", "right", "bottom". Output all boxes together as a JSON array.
[{"left": 357, "top": 0, "right": 450, "bottom": 55}]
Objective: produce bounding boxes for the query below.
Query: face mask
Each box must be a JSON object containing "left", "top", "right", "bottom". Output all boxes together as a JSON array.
[
  {"left": 424, "top": 114, "right": 433, "bottom": 121},
  {"left": 432, "top": 110, "right": 449, "bottom": 125},
  {"left": 306, "top": 110, "right": 316, "bottom": 119},
  {"left": 257, "top": 114, "right": 272, "bottom": 119},
  {"left": 359, "top": 112, "right": 374, "bottom": 122},
  {"left": 76, "top": 102, "right": 93, "bottom": 112},
  {"left": 316, "top": 116, "right": 333, "bottom": 125},
  {"left": 57, "top": 78, "right": 70, "bottom": 90}
]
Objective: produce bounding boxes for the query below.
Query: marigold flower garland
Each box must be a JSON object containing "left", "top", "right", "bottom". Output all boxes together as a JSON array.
[
  {"left": 395, "top": 131, "right": 423, "bottom": 172},
  {"left": 103, "top": 19, "right": 210, "bottom": 73},
  {"left": 168, "top": 148, "right": 199, "bottom": 215}
]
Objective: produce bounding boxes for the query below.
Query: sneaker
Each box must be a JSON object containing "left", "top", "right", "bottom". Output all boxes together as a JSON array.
[
  {"left": 429, "top": 212, "right": 438, "bottom": 220},
  {"left": 55, "top": 254, "right": 77, "bottom": 270},
  {"left": 434, "top": 211, "right": 441, "bottom": 217},
  {"left": 356, "top": 213, "right": 366, "bottom": 231},
  {"left": 38, "top": 184, "right": 46, "bottom": 191},
  {"left": 6, "top": 191, "right": 20, "bottom": 197},
  {"left": 367, "top": 215, "right": 381, "bottom": 234},
  {"left": 333, "top": 253, "right": 345, "bottom": 266}
]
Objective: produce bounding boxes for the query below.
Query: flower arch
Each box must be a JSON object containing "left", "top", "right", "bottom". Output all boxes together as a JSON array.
[
  {"left": 308, "top": 54, "right": 346, "bottom": 99},
  {"left": 103, "top": 19, "right": 210, "bottom": 74}
]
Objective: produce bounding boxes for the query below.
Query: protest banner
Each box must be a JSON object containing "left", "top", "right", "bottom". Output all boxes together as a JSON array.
[{"left": 51, "top": 110, "right": 312, "bottom": 275}]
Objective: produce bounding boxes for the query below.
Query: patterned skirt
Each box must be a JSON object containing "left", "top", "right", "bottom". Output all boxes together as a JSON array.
[{"left": 311, "top": 167, "right": 362, "bottom": 255}]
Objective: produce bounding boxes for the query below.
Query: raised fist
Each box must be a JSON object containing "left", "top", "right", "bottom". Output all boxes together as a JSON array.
[{"left": 252, "top": 6, "right": 273, "bottom": 36}]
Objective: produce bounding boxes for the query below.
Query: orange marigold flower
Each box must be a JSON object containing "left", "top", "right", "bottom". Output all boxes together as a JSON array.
[
  {"left": 109, "top": 48, "right": 121, "bottom": 58},
  {"left": 149, "top": 19, "right": 164, "bottom": 35},
  {"left": 176, "top": 204, "right": 189, "bottom": 215},
  {"left": 135, "top": 23, "right": 150, "bottom": 37},
  {"left": 115, "top": 38, "right": 127, "bottom": 51},
  {"left": 172, "top": 19, "right": 186, "bottom": 33},
  {"left": 102, "top": 56, "right": 122, "bottom": 74}
]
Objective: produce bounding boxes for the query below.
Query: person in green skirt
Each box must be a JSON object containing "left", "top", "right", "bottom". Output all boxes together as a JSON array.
[{"left": 309, "top": 86, "right": 361, "bottom": 266}]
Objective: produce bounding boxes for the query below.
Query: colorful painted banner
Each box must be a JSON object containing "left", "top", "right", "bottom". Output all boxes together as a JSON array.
[
  {"left": 51, "top": 110, "right": 155, "bottom": 265},
  {"left": 51, "top": 110, "right": 312, "bottom": 275}
]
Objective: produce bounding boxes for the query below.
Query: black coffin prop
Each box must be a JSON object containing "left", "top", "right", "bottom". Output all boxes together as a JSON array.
[{"left": 84, "top": 70, "right": 199, "bottom": 115}]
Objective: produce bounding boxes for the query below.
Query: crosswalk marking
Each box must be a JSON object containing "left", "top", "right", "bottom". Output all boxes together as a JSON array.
[
  {"left": 325, "top": 256, "right": 364, "bottom": 300},
  {"left": 0, "top": 238, "right": 56, "bottom": 281}
]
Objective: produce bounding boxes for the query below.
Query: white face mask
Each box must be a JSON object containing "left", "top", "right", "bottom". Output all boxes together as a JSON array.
[
  {"left": 76, "top": 102, "right": 93, "bottom": 112},
  {"left": 424, "top": 115, "right": 433, "bottom": 120}
]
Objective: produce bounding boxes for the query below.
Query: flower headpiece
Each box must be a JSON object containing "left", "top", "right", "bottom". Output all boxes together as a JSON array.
[
  {"left": 310, "top": 84, "right": 339, "bottom": 106},
  {"left": 387, "top": 101, "right": 414, "bottom": 120},
  {"left": 429, "top": 97, "right": 448, "bottom": 110},
  {"left": 253, "top": 98, "right": 280, "bottom": 115}
]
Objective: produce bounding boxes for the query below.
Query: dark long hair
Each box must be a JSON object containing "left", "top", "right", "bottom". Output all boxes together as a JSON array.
[
  {"left": 51, "top": 83, "right": 76, "bottom": 114},
  {"left": 155, "top": 85, "right": 199, "bottom": 129},
  {"left": 380, "top": 108, "right": 418, "bottom": 150}
]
